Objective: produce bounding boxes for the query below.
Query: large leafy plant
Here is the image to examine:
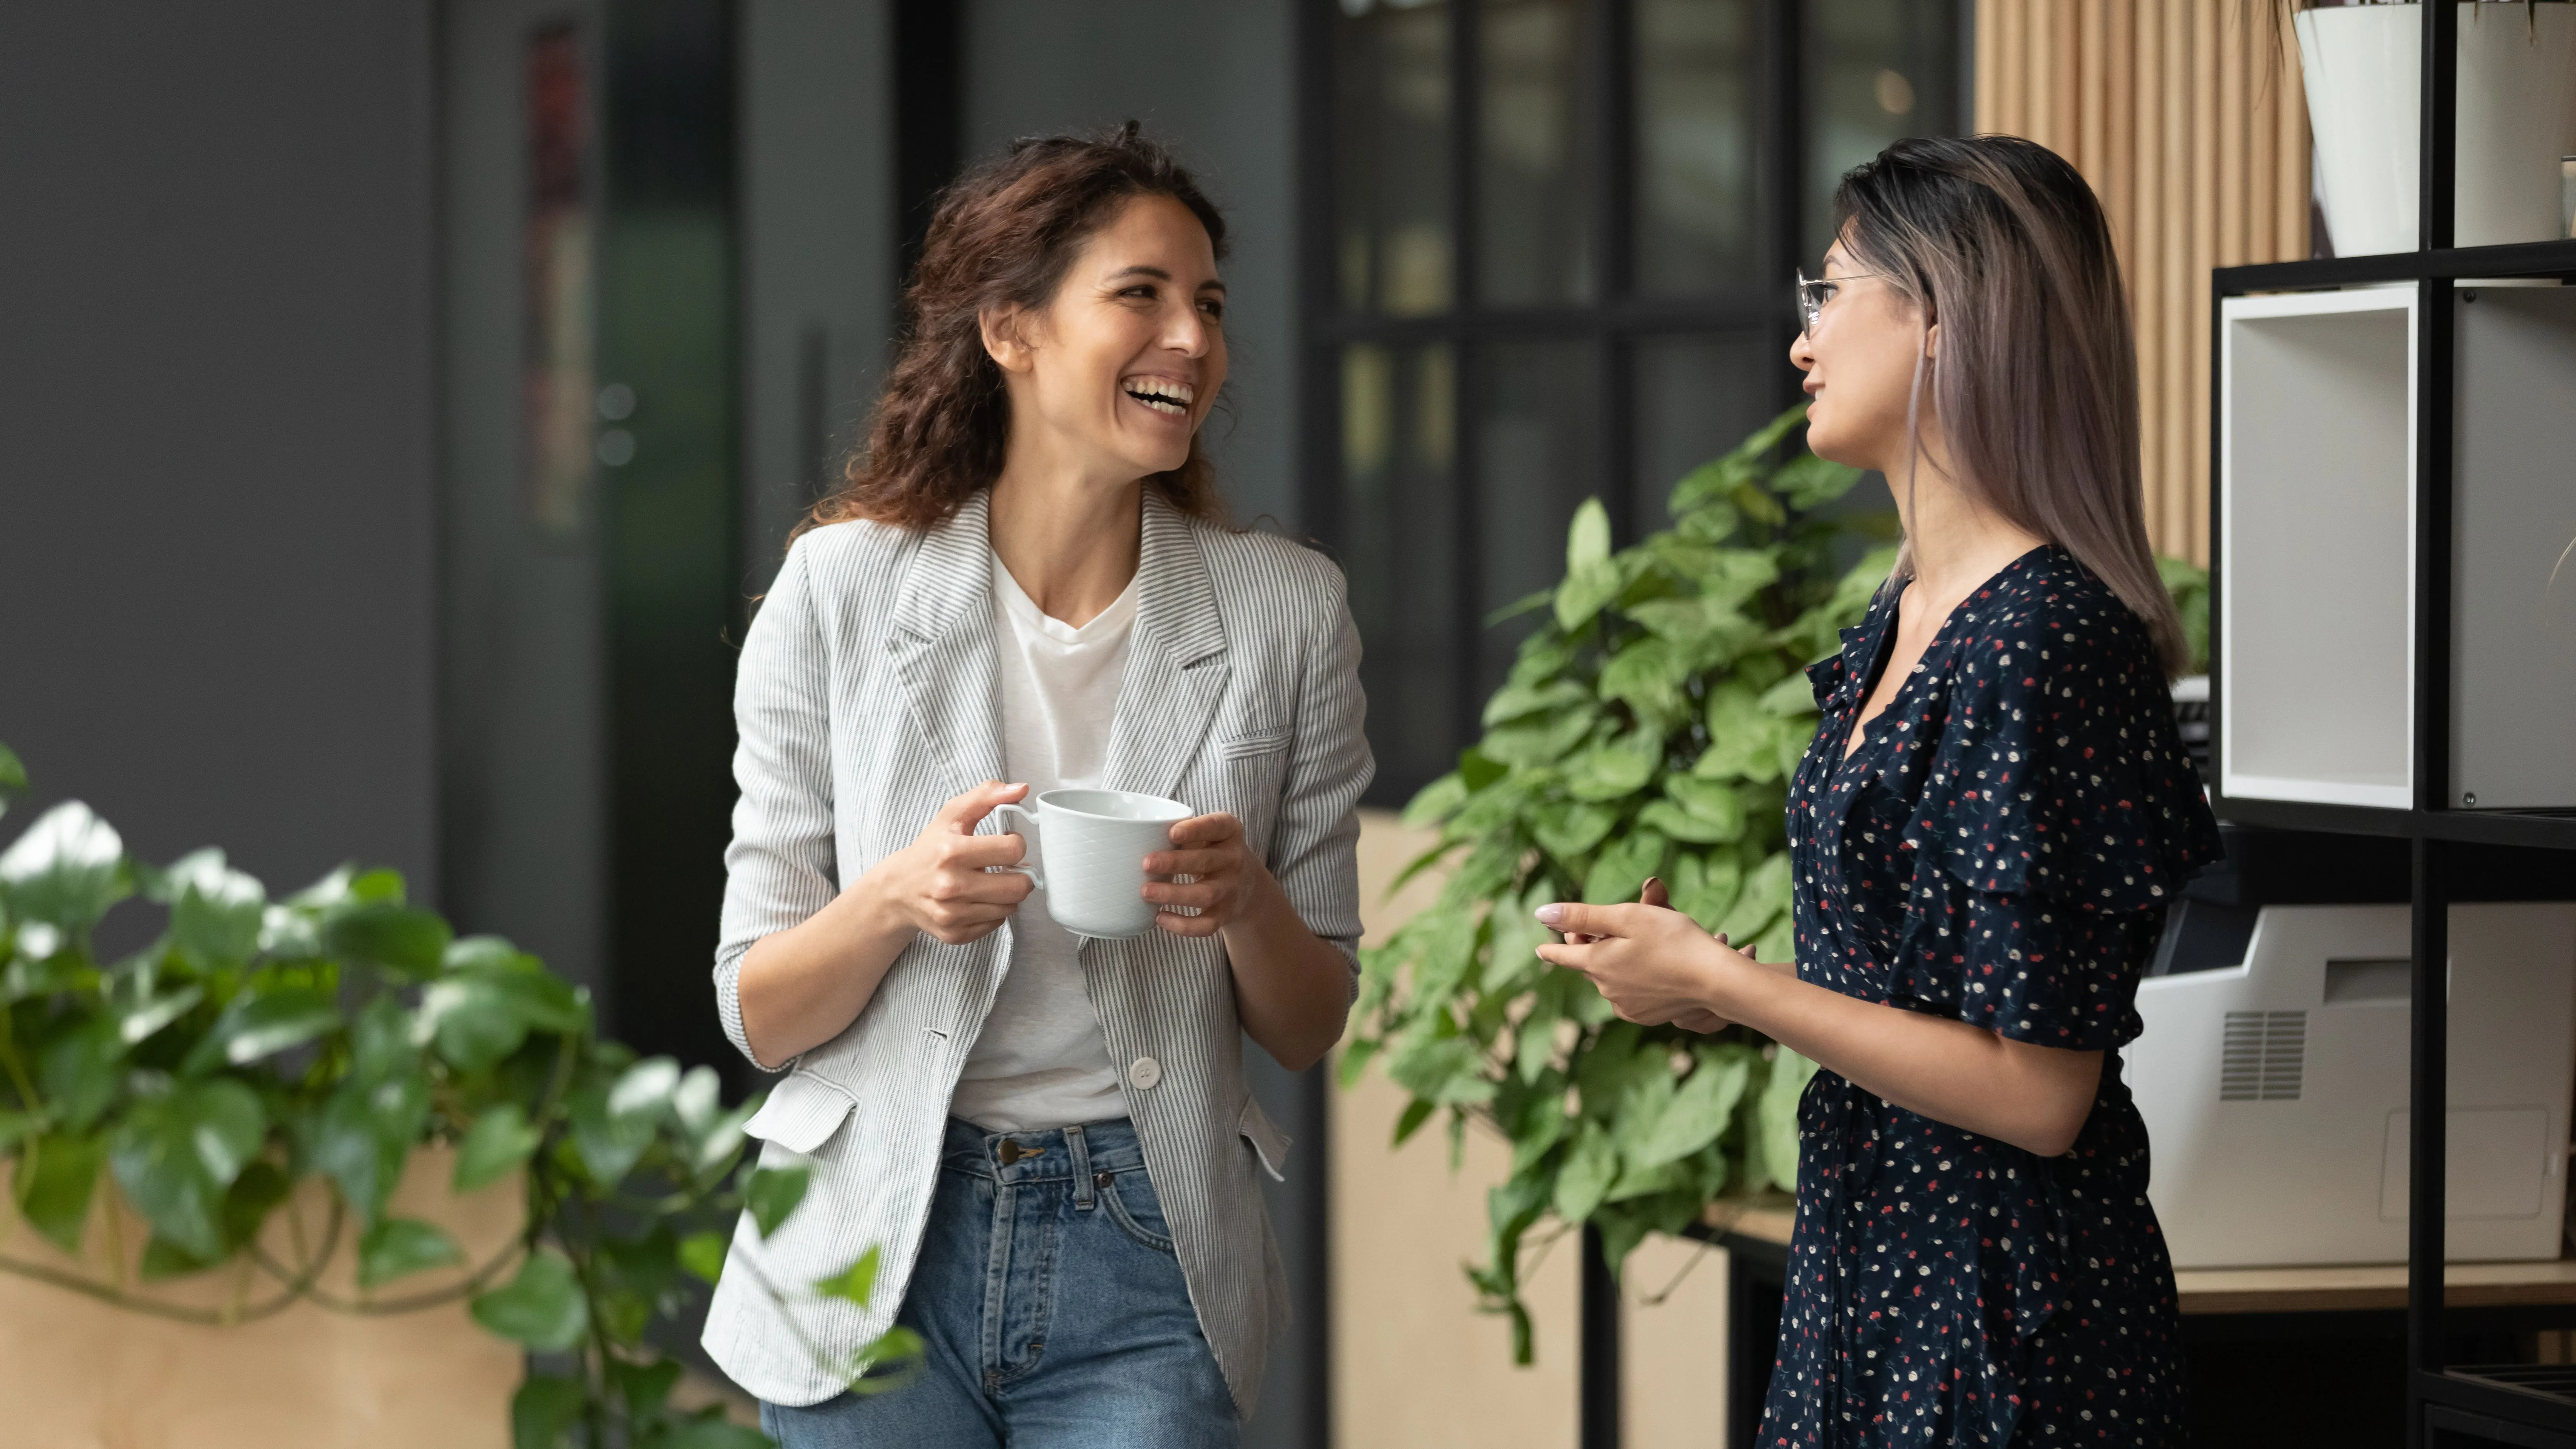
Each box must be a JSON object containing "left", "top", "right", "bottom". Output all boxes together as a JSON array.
[
  {"left": 0, "top": 744, "right": 911, "bottom": 1448},
  {"left": 1343, "top": 405, "right": 1896, "bottom": 1359}
]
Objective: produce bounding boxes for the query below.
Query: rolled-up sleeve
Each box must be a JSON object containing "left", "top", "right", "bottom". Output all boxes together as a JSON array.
[
  {"left": 714, "top": 542, "right": 840, "bottom": 1071},
  {"left": 1265, "top": 563, "right": 1375, "bottom": 989}
]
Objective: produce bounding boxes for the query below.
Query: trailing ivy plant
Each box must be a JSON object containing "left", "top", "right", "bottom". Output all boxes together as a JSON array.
[
  {"left": 0, "top": 744, "right": 912, "bottom": 1448},
  {"left": 1342, "top": 404, "right": 1895, "bottom": 1361}
]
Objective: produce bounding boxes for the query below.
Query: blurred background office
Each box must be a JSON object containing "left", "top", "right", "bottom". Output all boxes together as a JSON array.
[{"left": 0, "top": 3, "right": 2310, "bottom": 1444}]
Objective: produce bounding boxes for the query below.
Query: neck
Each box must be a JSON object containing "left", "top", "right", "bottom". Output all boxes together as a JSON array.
[
  {"left": 986, "top": 427, "right": 1146, "bottom": 627},
  {"left": 1887, "top": 429, "right": 2047, "bottom": 605}
]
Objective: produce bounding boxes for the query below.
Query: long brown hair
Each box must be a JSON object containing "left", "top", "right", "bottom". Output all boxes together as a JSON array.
[
  {"left": 1836, "top": 135, "right": 2189, "bottom": 675},
  {"left": 805, "top": 123, "right": 1231, "bottom": 535}
]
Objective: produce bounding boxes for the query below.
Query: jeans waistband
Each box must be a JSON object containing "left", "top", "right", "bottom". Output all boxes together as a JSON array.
[{"left": 940, "top": 1116, "right": 1146, "bottom": 1185}]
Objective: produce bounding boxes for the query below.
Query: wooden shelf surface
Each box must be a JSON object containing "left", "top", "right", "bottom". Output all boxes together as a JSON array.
[{"left": 1697, "top": 1197, "right": 2576, "bottom": 1316}]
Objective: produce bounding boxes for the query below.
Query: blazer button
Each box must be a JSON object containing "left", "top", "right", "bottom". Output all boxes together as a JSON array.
[{"left": 1128, "top": 1056, "right": 1163, "bottom": 1090}]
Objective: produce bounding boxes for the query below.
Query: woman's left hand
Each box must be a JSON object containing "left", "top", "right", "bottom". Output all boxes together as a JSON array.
[
  {"left": 1142, "top": 813, "right": 1266, "bottom": 937},
  {"left": 1535, "top": 901, "right": 1755, "bottom": 1030}
]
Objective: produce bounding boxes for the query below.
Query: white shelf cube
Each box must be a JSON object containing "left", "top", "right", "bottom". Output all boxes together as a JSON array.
[
  {"left": 2221, "top": 284, "right": 2576, "bottom": 812},
  {"left": 2220, "top": 288, "right": 2417, "bottom": 809}
]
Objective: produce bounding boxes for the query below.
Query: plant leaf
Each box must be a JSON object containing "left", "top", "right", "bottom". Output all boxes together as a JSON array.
[
  {"left": 1564, "top": 496, "right": 1612, "bottom": 571},
  {"left": 1551, "top": 1124, "right": 1618, "bottom": 1223},
  {"left": 609, "top": 1057, "right": 682, "bottom": 1120},
  {"left": 472, "top": 1247, "right": 590, "bottom": 1351},
  {"left": 567, "top": 1080, "right": 656, "bottom": 1186},
  {"left": 1553, "top": 558, "right": 1622, "bottom": 633},
  {"left": 1582, "top": 829, "right": 1667, "bottom": 905},
  {"left": 14, "top": 1130, "right": 105, "bottom": 1254},
  {"left": 0, "top": 801, "right": 128, "bottom": 932},
  {"left": 746, "top": 1164, "right": 810, "bottom": 1239},
  {"left": 325, "top": 902, "right": 452, "bottom": 977},
  {"left": 359, "top": 1216, "right": 465, "bottom": 1288},
  {"left": 1635, "top": 1050, "right": 1755, "bottom": 1170},
  {"left": 813, "top": 1244, "right": 883, "bottom": 1307},
  {"left": 678, "top": 1229, "right": 730, "bottom": 1285},
  {"left": 1755, "top": 1047, "right": 1818, "bottom": 1193},
  {"left": 510, "top": 1372, "right": 587, "bottom": 1449},
  {"left": 306, "top": 1071, "right": 429, "bottom": 1223},
  {"left": 1561, "top": 740, "right": 1658, "bottom": 803},
  {"left": 108, "top": 1079, "right": 265, "bottom": 1259},
  {"left": 40, "top": 1017, "right": 127, "bottom": 1132},
  {"left": 188, "top": 986, "right": 341, "bottom": 1072},
  {"left": 1399, "top": 772, "right": 1470, "bottom": 830},
  {"left": 453, "top": 1102, "right": 543, "bottom": 1192}
]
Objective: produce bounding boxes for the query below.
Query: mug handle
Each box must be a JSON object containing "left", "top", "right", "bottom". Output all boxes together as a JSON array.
[{"left": 989, "top": 803, "right": 1044, "bottom": 891}]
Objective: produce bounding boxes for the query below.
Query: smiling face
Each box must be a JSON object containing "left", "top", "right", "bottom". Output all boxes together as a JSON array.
[
  {"left": 985, "top": 193, "right": 1228, "bottom": 484},
  {"left": 1788, "top": 234, "right": 1936, "bottom": 477}
]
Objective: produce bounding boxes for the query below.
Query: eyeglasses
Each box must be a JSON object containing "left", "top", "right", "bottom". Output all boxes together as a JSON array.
[{"left": 1795, "top": 268, "right": 1885, "bottom": 335}]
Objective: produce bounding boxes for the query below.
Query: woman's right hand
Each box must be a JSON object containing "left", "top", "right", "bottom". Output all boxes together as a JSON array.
[{"left": 855, "top": 781, "right": 1038, "bottom": 945}]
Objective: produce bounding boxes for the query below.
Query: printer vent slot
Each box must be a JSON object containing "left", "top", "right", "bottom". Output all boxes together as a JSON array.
[{"left": 2220, "top": 1009, "right": 2308, "bottom": 1101}]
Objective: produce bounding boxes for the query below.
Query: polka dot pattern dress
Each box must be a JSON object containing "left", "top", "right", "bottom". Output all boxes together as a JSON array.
[{"left": 1758, "top": 547, "right": 2220, "bottom": 1449}]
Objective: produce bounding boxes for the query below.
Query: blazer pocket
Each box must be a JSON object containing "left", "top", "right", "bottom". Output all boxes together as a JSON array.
[
  {"left": 1215, "top": 729, "right": 1292, "bottom": 762},
  {"left": 741, "top": 1071, "right": 857, "bottom": 1155},
  {"left": 1237, "top": 1093, "right": 1293, "bottom": 1182}
]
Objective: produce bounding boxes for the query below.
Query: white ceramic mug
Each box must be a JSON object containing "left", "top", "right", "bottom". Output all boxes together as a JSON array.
[{"left": 991, "top": 788, "right": 1194, "bottom": 940}]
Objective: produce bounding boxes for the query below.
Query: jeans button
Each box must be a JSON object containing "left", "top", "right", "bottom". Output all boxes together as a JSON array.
[{"left": 1128, "top": 1055, "right": 1162, "bottom": 1090}]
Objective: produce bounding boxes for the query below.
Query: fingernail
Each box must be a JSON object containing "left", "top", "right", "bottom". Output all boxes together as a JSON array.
[{"left": 1535, "top": 904, "right": 1565, "bottom": 927}]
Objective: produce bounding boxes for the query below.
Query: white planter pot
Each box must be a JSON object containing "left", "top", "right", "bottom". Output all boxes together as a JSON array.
[{"left": 2297, "top": 2, "right": 2576, "bottom": 255}]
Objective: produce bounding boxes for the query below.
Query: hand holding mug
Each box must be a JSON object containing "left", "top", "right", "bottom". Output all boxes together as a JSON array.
[
  {"left": 1142, "top": 812, "right": 1259, "bottom": 938},
  {"left": 861, "top": 781, "right": 1036, "bottom": 945}
]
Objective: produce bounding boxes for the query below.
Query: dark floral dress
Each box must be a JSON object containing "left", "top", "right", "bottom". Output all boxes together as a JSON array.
[{"left": 1759, "top": 547, "right": 2220, "bottom": 1447}]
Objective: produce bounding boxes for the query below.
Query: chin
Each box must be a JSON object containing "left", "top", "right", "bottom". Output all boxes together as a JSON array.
[{"left": 1801, "top": 412, "right": 1853, "bottom": 467}]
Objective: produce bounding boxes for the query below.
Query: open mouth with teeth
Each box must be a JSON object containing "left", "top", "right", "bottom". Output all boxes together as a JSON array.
[{"left": 1123, "top": 377, "right": 1195, "bottom": 417}]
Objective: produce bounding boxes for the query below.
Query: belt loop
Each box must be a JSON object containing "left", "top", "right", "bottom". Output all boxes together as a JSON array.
[{"left": 1066, "top": 1124, "right": 1095, "bottom": 1209}]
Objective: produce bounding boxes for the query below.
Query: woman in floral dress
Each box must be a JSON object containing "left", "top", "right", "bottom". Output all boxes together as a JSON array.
[{"left": 1536, "top": 136, "right": 2219, "bottom": 1446}]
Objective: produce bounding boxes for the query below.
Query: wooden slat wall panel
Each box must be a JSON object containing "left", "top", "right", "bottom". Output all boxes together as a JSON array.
[{"left": 1972, "top": 0, "right": 2310, "bottom": 565}]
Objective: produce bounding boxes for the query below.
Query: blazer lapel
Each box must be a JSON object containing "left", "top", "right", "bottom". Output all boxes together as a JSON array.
[
  {"left": 887, "top": 492, "right": 1007, "bottom": 790},
  {"left": 1099, "top": 493, "right": 1230, "bottom": 809}
]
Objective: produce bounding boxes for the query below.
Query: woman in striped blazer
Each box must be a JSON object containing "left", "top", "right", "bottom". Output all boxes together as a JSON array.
[{"left": 699, "top": 126, "right": 1373, "bottom": 1449}]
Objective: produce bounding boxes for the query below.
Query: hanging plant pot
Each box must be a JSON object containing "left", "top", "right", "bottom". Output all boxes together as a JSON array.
[
  {"left": 2297, "top": 2, "right": 2576, "bottom": 255},
  {"left": 0, "top": 1149, "right": 522, "bottom": 1449}
]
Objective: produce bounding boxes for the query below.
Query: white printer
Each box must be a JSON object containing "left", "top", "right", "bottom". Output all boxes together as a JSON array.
[{"left": 2126, "top": 827, "right": 2576, "bottom": 1269}]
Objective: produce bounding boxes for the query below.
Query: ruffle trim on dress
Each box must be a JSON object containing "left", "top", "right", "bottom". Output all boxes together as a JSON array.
[{"left": 1892, "top": 558, "right": 2219, "bottom": 915}]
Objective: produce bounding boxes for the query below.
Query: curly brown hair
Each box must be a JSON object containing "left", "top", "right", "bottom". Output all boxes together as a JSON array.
[{"left": 804, "top": 123, "right": 1232, "bottom": 535}]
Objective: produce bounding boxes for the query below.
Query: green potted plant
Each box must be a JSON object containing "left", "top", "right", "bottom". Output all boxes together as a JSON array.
[
  {"left": 1342, "top": 404, "right": 1895, "bottom": 1359},
  {"left": 0, "top": 744, "right": 909, "bottom": 1447}
]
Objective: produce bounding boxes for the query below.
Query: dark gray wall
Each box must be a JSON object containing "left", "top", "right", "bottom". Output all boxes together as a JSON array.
[
  {"left": 742, "top": 0, "right": 897, "bottom": 585},
  {"left": 962, "top": 0, "right": 1303, "bottom": 531},
  {"left": 440, "top": 0, "right": 612, "bottom": 998},
  {"left": 0, "top": 2, "right": 439, "bottom": 901}
]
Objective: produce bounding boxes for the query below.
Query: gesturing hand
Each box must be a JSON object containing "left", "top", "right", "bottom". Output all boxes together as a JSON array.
[
  {"left": 1534, "top": 898, "right": 1755, "bottom": 1033},
  {"left": 1141, "top": 812, "right": 1264, "bottom": 938},
  {"left": 860, "top": 781, "right": 1036, "bottom": 945}
]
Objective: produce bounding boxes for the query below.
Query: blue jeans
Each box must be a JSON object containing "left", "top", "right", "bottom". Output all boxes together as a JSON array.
[{"left": 761, "top": 1117, "right": 1239, "bottom": 1449}]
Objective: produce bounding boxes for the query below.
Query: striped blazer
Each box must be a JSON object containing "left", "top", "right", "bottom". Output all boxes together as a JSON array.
[{"left": 699, "top": 489, "right": 1373, "bottom": 1417}]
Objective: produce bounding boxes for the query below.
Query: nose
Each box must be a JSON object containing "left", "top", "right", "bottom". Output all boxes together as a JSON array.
[
  {"left": 1163, "top": 300, "right": 1212, "bottom": 358},
  {"left": 1789, "top": 326, "right": 1816, "bottom": 374}
]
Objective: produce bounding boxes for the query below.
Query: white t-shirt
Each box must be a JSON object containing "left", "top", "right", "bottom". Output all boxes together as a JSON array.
[{"left": 947, "top": 553, "right": 1140, "bottom": 1132}]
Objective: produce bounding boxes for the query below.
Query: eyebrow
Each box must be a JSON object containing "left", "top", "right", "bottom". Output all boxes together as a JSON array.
[{"left": 1105, "top": 264, "right": 1225, "bottom": 294}]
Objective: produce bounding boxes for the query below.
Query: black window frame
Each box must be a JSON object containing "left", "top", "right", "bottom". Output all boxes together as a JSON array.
[{"left": 1296, "top": 0, "right": 1964, "bottom": 807}]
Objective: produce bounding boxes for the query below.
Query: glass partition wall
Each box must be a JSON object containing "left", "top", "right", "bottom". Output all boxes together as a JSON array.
[{"left": 1307, "top": 0, "right": 1963, "bottom": 803}]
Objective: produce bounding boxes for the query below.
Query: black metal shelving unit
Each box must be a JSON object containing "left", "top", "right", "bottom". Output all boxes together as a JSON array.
[{"left": 2211, "top": 6, "right": 2576, "bottom": 1445}]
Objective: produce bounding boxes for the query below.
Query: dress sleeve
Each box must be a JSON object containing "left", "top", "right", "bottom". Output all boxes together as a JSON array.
[
  {"left": 1902, "top": 587, "right": 2218, "bottom": 913},
  {"left": 1945, "top": 886, "right": 2169, "bottom": 1050},
  {"left": 1883, "top": 578, "right": 2216, "bottom": 1049},
  {"left": 712, "top": 540, "right": 841, "bottom": 1072}
]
